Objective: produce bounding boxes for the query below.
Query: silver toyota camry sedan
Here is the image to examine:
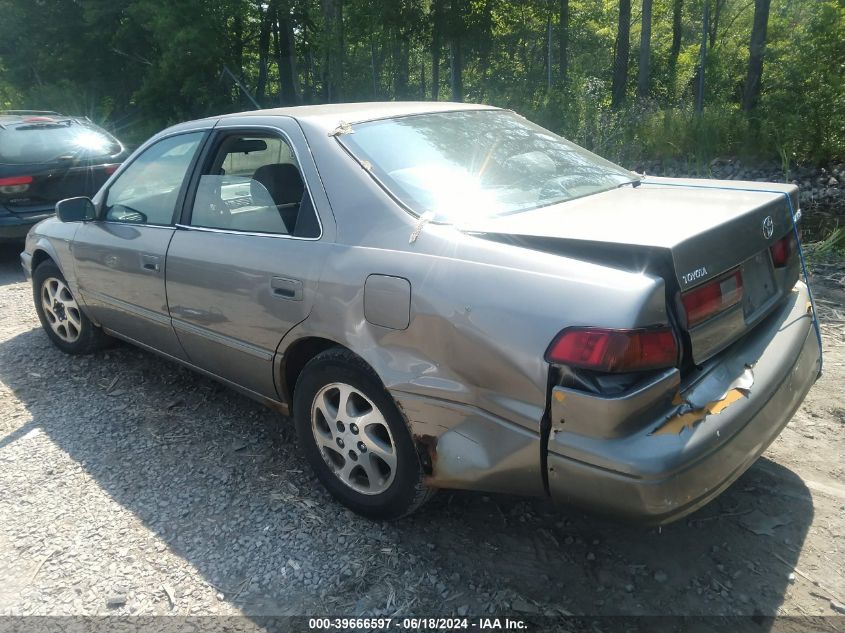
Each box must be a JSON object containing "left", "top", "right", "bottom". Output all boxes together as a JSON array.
[{"left": 20, "top": 102, "right": 821, "bottom": 522}]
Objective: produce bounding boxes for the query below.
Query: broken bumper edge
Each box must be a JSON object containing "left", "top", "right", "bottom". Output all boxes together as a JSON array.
[{"left": 546, "top": 285, "right": 821, "bottom": 524}]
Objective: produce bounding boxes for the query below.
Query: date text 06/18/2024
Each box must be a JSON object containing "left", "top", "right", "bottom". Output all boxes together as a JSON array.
[{"left": 307, "top": 617, "right": 528, "bottom": 630}]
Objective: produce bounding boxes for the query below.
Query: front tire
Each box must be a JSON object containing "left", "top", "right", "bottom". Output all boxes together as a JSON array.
[
  {"left": 32, "top": 260, "right": 111, "bottom": 354},
  {"left": 293, "top": 347, "right": 434, "bottom": 519}
]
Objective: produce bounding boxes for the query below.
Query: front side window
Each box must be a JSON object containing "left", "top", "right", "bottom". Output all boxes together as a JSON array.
[
  {"left": 104, "top": 132, "right": 204, "bottom": 225},
  {"left": 188, "top": 133, "right": 319, "bottom": 237},
  {"left": 338, "top": 109, "right": 638, "bottom": 223}
]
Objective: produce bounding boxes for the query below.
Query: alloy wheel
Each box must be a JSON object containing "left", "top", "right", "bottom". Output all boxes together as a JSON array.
[
  {"left": 310, "top": 382, "right": 397, "bottom": 495},
  {"left": 41, "top": 277, "right": 82, "bottom": 343}
]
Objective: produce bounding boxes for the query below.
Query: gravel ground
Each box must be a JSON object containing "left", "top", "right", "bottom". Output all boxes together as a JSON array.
[{"left": 0, "top": 243, "right": 844, "bottom": 624}]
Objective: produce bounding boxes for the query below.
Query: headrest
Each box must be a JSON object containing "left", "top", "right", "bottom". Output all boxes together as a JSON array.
[{"left": 251, "top": 163, "right": 304, "bottom": 206}]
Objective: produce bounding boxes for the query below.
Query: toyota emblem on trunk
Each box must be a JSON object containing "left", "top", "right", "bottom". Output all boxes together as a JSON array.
[{"left": 762, "top": 215, "right": 774, "bottom": 239}]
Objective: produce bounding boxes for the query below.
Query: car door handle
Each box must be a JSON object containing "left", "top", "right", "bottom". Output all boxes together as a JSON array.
[
  {"left": 270, "top": 276, "right": 303, "bottom": 301},
  {"left": 140, "top": 254, "right": 160, "bottom": 273}
]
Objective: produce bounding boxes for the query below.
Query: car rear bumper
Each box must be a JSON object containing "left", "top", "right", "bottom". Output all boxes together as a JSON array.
[
  {"left": 395, "top": 283, "right": 819, "bottom": 524},
  {"left": 546, "top": 282, "right": 820, "bottom": 523},
  {"left": 0, "top": 209, "right": 54, "bottom": 242},
  {"left": 20, "top": 250, "right": 33, "bottom": 280}
]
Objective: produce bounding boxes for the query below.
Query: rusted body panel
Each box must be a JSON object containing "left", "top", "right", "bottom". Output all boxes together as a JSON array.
[{"left": 394, "top": 392, "right": 545, "bottom": 496}]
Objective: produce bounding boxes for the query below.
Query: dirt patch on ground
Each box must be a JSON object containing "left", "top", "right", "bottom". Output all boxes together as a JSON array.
[{"left": 0, "top": 244, "right": 843, "bottom": 623}]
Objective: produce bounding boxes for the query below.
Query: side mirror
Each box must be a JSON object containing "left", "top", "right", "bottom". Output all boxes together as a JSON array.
[{"left": 56, "top": 197, "right": 96, "bottom": 223}]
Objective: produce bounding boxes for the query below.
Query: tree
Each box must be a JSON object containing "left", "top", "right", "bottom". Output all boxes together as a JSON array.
[
  {"left": 321, "top": 0, "right": 344, "bottom": 102},
  {"left": 383, "top": 1, "right": 421, "bottom": 101},
  {"left": 273, "top": 0, "right": 299, "bottom": 105},
  {"left": 431, "top": 0, "right": 444, "bottom": 100},
  {"left": 695, "top": 0, "right": 709, "bottom": 113},
  {"left": 709, "top": 0, "right": 726, "bottom": 48},
  {"left": 476, "top": 0, "right": 495, "bottom": 88},
  {"left": 558, "top": 0, "right": 570, "bottom": 88},
  {"left": 448, "top": 0, "right": 464, "bottom": 102},
  {"left": 669, "top": 0, "right": 683, "bottom": 77},
  {"left": 255, "top": 2, "right": 272, "bottom": 104},
  {"left": 611, "top": 0, "right": 632, "bottom": 109},
  {"left": 743, "top": 0, "right": 772, "bottom": 113},
  {"left": 637, "top": 0, "right": 653, "bottom": 98}
]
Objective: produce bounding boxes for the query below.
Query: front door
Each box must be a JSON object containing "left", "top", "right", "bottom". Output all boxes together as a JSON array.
[
  {"left": 72, "top": 131, "right": 206, "bottom": 356},
  {"left": 165, "top": 122, "right": 328, "bottom": 400}
]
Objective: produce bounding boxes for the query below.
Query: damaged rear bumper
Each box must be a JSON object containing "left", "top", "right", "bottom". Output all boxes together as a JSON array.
[
  {"left": 20, "top": 250, "right": 33, "bottom": 280},
  {"left": 393, "top": 283, "right": 819, "bottom": 524},
  {"left": 0, "top": 209, "right": 53, "bottom": 242},
  {"left": 547, "top": 282, "right": 820, "bottom": 523}
]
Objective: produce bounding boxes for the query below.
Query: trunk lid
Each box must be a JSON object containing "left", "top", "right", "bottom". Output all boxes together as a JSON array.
[{"left": 460, "top": 177, "right": 800, "bottom": 364}]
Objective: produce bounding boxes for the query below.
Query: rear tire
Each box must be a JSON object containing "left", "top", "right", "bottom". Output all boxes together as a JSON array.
[
  {"left": 33, "top": 260, "right": 112, "bottom": 355},
  {"left": 293, "top": 347, "right": 434, "bottom": 520}
]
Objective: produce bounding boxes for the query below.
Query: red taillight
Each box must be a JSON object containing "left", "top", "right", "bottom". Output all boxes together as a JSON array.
[
  {"left": 103, "top": 164, "right": 120, "bottom": 175},
  {"left": 681, "top": 269, "right": 743, "bottom": 327},
  {"left": 545, "top": 327, "right": 678, "bottom": 373},
  {"left": 769, "top": 233, "right": 796, "bottom": 268},
  {"left": 0, "top": 175, "right": 33, "bottom": 186}
]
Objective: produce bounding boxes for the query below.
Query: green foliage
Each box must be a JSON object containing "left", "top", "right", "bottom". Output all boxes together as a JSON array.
[
  {"left": 760, "top": 0, "right": 845, "bottom": 162},
  {"left": 812, "top": 226, "right": 845, "bottom": 256},
  {"left": 0, "top": 0, "right": 842, "bottom": 163}
]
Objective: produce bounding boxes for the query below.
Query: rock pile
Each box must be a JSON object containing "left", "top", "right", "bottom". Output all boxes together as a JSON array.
[{"left": 631, "top": 158, "right": 845, "bottom": 232}]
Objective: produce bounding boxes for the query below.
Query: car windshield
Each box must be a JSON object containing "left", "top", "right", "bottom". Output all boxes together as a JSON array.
[
  {"left": 0, "top": 119, "right": 121, "bottom": 165},
  {"left": 338, "top": 109, "right": 638, "bottom": 222}
]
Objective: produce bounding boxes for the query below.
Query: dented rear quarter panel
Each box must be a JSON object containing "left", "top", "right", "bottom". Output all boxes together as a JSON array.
[
  {"left": 279, "top": 115, "right": 674, "bottom": 493},
  {"left": 295, "top": 115, "right": 669, "bottom": 416}
]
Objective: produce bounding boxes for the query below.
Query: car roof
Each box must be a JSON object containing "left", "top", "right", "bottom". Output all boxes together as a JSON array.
[
  {"left": 0, "top": 110, "right": 64, "bottom": 120},
  {"left": 0, "top": 111, "right": 91, "bottom": 129},
  {"left": 213, "top": 101, "right": 501, "bottom": 132}
]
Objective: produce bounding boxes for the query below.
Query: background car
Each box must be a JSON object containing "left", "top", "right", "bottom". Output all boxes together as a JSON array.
[{"left": 0, "top": 110, "right": 127, "bottom": 242}]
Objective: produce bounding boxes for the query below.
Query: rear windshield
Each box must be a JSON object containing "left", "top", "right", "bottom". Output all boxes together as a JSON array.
[
  {"left": 338, "top": 109, "right": 638, "bottom": 222},
  {"left": 0, "top": 119, "right": 122, "bottom": 165}
]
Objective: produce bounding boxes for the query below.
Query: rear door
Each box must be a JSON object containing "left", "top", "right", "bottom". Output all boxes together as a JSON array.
[
  {"left": 72, "top": 130, "right": 207, "bottom": 357},
  {"left": 165, "top": 118, "right": 331, "bottom": 400}
]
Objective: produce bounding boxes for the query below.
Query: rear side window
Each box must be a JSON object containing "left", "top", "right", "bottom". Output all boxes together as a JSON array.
[
  {"left": 188, "top": 133, "right": 320, "bottom": 238},
  {"left": 0, "top": 120, "right": 121, "bottom": 165}
]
